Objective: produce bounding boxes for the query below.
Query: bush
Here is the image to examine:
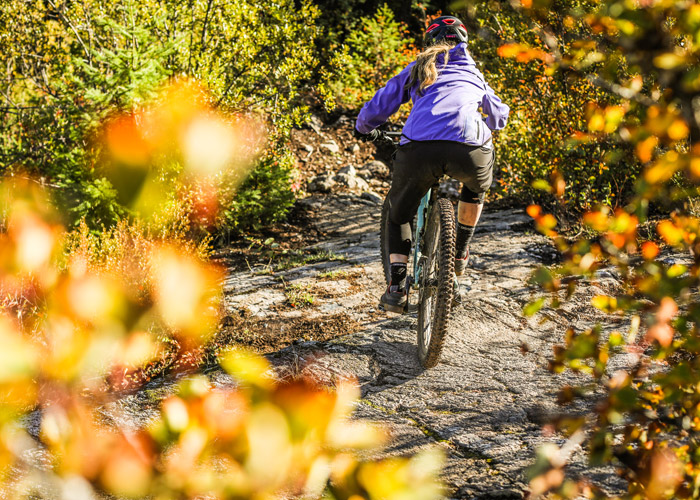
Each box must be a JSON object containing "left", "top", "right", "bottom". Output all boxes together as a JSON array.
[
  {"left": 0, "top": 91, "right": 445, "bottom": 499},
  {"left": 0, "top": 2, "right": 174, "bottom": 226},
  {"left": 214, "top": 149, "right": 299, "bottom": 237},
  {"left": 325, "top": 4, "right": 418, "bottom": 111},
  {"left": 511, "top": 0, "right": 700, "bottom": 496},
  {"left": 456, "top": 0, "right": 643, "bottom": 213},
  {"left": 310, "top": 0, "right": 426, "bottom": 49},
  {"left": 0, "top": 0, "right": 324, "bottom": 233}
]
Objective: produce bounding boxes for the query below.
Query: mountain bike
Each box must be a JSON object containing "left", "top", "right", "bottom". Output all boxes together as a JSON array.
[{"left": 376, "top": 131, "right": 456, "bottom": 368}]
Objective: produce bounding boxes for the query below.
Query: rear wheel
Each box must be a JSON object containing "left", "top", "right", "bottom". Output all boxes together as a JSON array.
[{"left": 417, "top": 198, "right": 455, "bottom": 368}]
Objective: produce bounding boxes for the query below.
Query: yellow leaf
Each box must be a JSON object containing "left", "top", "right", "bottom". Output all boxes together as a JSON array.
[
  {"left": 219, "top": 349, "right": 274, "bottom": 390},
  {"left": 644, "top": 151, "right": 681, "bottom": 184},
  {"left": 537, "top": 214, "right": 557, "bottom": 230},
  {"left": 667, "top": 119, "right": 689, "bottom": 141},
  {"left": 587, "top": 113, "right": 605, "bottom": 133},
  {"left": 657, "top": 220, "right": 685, "bottom": 246},
  {"left": 152, "top": 247, "right": 221, "bottom": 339},
  {"left": 653, "top": 53, "right": 687, "bottom": 70},
  {"left": 604, "top": 105, "right": 626, "bottom": 133},
  {"left": 689, "top": 157, "right": 700, "bottom": 179},
  {"left": 592, "top": 295, "right": 617, "bottom": 312}
]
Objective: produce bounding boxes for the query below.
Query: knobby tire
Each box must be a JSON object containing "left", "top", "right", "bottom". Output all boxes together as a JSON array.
[{"left": 417, "top": 197, "right": 455, "bottom": 368}]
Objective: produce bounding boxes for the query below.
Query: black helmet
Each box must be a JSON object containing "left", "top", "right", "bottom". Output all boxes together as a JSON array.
[{"left": 424, "top": 16, "right": 468, "bottom": 46}]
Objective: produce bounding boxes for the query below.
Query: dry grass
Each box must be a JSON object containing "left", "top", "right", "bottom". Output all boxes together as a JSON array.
[{"left": 63, "top": 212, "right": 211, "bottom": 299}]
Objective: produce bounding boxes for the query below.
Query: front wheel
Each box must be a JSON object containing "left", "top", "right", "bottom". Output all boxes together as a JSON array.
[{"left": 417, "top": 197, "right": 455, "bottom": 368}]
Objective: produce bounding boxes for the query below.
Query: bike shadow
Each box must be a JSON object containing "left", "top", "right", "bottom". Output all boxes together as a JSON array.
[
  {"left": 357, "top": 321, "right": 427, "bottom": 396},
  {"left": 266, "top": 317, "right": 426, "bottom": 394}
]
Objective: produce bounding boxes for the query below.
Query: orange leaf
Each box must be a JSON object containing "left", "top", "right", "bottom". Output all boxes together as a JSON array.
[
  {"left": 646, "top": 323, "right": 674, "bottom": 347},
  {"left": 497, "top": 44, "right": 522, "bottom": 58},
  {"left": 606, "top": 232, "right": 626, "bottom": 249},
  {"left": 583, "top": 211, "right": 608, "bottom": 232},
  {"left": 657, "top": 220, "right": 685, "bottom": 246},
  {"left": 657, "top": 297, "right": 678, "bottom": 324},
  {"left": 635, "top": 136, "right": 658, "bottom": 164},
  {"left": 526, "top": 205, "right": 541, "bottom": 218},
  {"left": 641, "top": 241, "right": 659, "bottom": 260},
  {"left": 105, "top": 115, "right": 151, "bottom": 167}
]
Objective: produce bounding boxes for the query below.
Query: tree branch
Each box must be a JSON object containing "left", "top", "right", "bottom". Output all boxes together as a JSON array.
[
  {"left": 46, "top": 0, "right": 92, "bottom": 65},
  {"left": 584, "top": 73, "right": 657, "bottom": 107},
  {"left": 193, "top": 0, "right": 215, "bottom": 75}
]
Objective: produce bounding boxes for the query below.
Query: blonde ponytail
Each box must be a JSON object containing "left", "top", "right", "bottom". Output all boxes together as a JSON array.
[{"left": 405, "top": 43, "right": 453, "bottom": 96}]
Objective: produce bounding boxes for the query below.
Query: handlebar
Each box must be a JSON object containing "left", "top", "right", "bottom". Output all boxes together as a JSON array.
[{"left": 374, "top": 130, "right": 402, "bottom": 145}]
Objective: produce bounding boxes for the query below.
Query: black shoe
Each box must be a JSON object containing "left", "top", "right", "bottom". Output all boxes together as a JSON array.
[
  {"left": 380, "top": 285, "right": 407, "bottom": 313},
  {"left": 455, "top": 248, "right": 470, "bottom": 277}
]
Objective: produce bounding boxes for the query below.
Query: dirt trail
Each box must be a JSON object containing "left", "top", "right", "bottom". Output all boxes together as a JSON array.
[
  {"left": 103, "top": 115, "right": 634, "bottom": 498},
  {"left": 221, "top": 193, "right": 632, "bottom": 498}
]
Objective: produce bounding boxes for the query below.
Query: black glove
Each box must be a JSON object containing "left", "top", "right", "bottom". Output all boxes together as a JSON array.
[{"left": 353, "top": 127, "right": 381, "bottom": 142}]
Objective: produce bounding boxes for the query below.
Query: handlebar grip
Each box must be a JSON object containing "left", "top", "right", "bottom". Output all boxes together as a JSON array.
[{"left": 372, "top": 130, "right": 401, "bottom": 144}]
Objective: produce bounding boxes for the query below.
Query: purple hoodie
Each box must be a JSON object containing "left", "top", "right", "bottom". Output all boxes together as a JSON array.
[{"left": 355, "top": 43, "right": 509, "bottom": 146}]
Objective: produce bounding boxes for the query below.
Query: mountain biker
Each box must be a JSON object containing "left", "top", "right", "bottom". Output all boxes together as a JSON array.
[{"left": 354, "top": 15, "right": 510, "bottom": 313}]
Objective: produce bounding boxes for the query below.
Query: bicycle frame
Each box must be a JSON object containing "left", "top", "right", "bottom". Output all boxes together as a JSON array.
[{"left": 411, "top": 188, "right": 432, "bottom": 290}]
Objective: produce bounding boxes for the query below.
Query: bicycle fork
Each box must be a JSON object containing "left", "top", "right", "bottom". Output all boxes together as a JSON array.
[{"left": 403, "top": 189, "right": 432, "bottom": 313}]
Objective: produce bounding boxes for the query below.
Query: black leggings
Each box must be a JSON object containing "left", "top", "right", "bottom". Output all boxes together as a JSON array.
[{"left": 386, "top": 140, "right": 495, "bottom": 256}]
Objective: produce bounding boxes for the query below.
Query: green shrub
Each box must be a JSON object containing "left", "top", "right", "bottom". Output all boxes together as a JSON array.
[
  {"left": 0, "top": 0, "right": 324, "bottom": 234},
  {"left": 217, "top": 149, "right": 299, "bottom": 236},
  {"left": 0, "top": 2, "right": 174, "bottom": 227},
  {"left": 458, "top": 0, "right": 643, "bottom": 213},
  {"left": 326, "top": 4, "right": 418, "bottom": 111}
]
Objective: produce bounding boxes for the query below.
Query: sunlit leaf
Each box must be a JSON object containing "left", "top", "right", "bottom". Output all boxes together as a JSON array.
[
  {"left": 657, "top": 220, "right": 685, "bottom": 246},
  {"left": 653, "top": 53, "right": 688, "bottom": 70},
  {"left": 219, "top": 349, "right": 274, "bottom": 390},
  {"left": 635, "top": 136, "right": 658, "bottom": 163},
  {"left": 523, "top": 297, "right": 547, "bottom": 316},
  {"left": 592, "top": 295, "right": 617, "bottom": 312},
  {"left": 532, "top": 179, "right": 552, "bottom": 192},
  {"left": 641, "top": 241, "right": 659, "bottom": 260},
  {"left": 583, "top": 211, "right": 609, "bottom": 232}
]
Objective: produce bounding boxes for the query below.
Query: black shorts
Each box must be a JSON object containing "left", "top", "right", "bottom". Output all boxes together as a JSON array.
[{"left": 387, "top": 140, "right": 495, "bottom": 226}]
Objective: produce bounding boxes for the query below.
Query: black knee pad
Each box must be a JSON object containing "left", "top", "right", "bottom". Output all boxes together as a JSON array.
[
  {"left": 460, "top": 186, "right": 485, "bottom": 204},
  {"left": 388, "top": 222, "right": 412, "bottom": 255}
]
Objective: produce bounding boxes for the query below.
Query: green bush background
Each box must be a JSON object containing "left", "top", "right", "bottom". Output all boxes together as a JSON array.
[
  {"left": 1, "top": 0, "right": 319, "bottom": 234},
  {"left": 1, "top": 0, "right": 647, "bottom": 237}
]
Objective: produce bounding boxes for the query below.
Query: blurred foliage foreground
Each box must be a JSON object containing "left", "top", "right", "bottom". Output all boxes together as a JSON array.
[
  {"left": 0, "top": 84, "right": 444, "bottom": 499},
  {"left": 0, "top": 0, "right": 322, "bottom": 235},
  {"left": 500, "top": 0, "right": 700, "bottom": 497}
]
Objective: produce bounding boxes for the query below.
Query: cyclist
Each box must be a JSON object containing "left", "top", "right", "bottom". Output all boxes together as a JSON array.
[{"left": 354, "top": 15, "right": 509, "bottom": 313}]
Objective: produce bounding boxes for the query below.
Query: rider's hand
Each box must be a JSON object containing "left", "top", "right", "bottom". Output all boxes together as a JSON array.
[{"left": 353, "top": 127, "right": 380, "bottom": 142}]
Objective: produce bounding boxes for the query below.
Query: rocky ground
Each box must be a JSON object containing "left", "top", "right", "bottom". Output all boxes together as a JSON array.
[
  {"left": 105, "top": 115, "right": 638, "bottom": 499},
  {"left": 219, "top": 194, "right": 633, "bottom": 499},
  {"left": 208, "top": 116, "right": 638, "bottom": 498}
]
